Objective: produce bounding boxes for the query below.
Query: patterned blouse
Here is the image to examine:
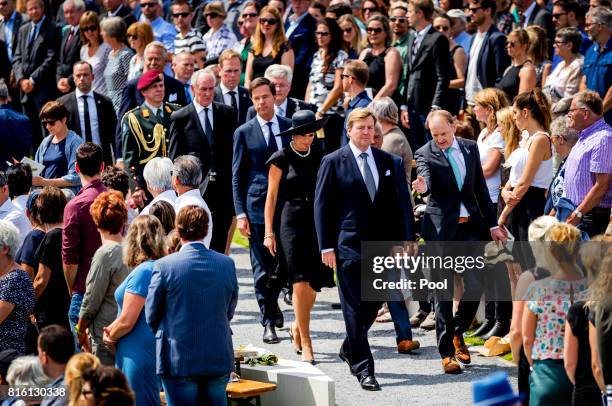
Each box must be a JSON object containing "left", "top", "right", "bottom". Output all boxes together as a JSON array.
[
  {"left": 0, "top": 269, "right": 35, "bottom": 354},
  {"left": 104, "top": 46, "right": 135, "bottom": 114},
  {"left": 308, "top": 49, "right": 348, "bottom": 113},
  {"left": 525, "top": 277, "right": 588, "bottom": 360},
  {"left": 202, "top": 24, "right": 237, "bottom": 62},
  {"left": 80, "top": 43, "right": 111, "bottom": 94}
]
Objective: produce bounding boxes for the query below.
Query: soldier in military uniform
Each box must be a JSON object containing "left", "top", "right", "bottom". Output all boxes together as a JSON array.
[{"left": 121, "top": 69, "right": 180, "bottom": 191}]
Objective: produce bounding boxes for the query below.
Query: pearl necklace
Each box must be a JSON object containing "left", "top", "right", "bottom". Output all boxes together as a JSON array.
[{"left": 290, "top": 141, "right": 311, "bottom": 158}]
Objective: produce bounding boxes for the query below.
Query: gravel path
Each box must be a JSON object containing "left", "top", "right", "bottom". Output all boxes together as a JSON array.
[{"left": 230, "top": 246, "right": 518, "bottom": 406}]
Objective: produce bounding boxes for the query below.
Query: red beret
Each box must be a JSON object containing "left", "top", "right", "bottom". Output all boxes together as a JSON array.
[{"left": 137, "top": 70, "right": 164, "bottom": 91}]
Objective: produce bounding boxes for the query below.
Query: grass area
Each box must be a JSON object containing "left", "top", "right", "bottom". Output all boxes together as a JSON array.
[
  {"left": 232, "top": 229, "right": 250, "bottom": 248},
  {"left": 465, "top": 329, "right": 513, "bottom": 363}
]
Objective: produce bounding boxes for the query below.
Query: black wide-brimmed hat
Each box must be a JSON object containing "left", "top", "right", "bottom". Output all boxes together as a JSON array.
[{"left": 277, "top": 110, "right": 329, "bottom": 137}]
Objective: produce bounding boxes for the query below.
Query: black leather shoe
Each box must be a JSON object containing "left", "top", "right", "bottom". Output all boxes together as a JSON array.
[
  {"left": 263, "top": 325, "right": 280, "bottom": 344},
  {"left": 359, "top": 375, "right": 381, "bottom": 391},
  {"left": 275, "top": 310, "right": 284, "bottom": 329},
  {"left": 467, "top": 319, "right": 495, "bottom": 338},
  {"left": 482, "top": 320, "right": 510, "bottom": 341},
  {"left": 283, "top": 291, "right": 293, "bottom": 306}
]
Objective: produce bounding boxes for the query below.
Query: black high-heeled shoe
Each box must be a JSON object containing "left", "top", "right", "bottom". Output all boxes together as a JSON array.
[
  {"left": 301, "top": 358, "right": 316, "bottom": 365},
  {"left": 289, "top": 327, "right": 302, "bottom": 355}
]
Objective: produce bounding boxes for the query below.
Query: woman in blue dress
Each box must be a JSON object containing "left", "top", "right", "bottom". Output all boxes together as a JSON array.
[{"left": 103, "top": 215, "right": 167, "bottom": 406}]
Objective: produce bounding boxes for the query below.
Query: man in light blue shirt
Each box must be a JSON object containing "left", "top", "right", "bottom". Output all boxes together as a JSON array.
[{"left": 140, "top": 0, "right": 177, "bottom": 53}]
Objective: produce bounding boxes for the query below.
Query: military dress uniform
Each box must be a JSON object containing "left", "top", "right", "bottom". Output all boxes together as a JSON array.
[{"left": 121, "top": 101, "right": 180, "bottom": 190}]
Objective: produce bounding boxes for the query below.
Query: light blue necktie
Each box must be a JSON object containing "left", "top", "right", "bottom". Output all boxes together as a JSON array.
[
  {"left": 359, "top": 152, "right": 376, "bottom": 201},
  {"left": 445, "top": 147, "right": 463, "bottom": 190}
]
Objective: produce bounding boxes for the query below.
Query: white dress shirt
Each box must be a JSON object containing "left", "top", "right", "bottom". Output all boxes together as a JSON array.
[
  {"left": 412, "top": 23, "right": 432, "bottom": 60},
  {"left": 256, "top": 114, "right": 282, "bottom": 150},
  {"left": 349, "top": 141, "right": 379, "bottom": 189},
  {"left": 0, "top": 198, "right": 32, "bottom": 247},
  {"left": 174, "top": 189, "right": 213, "bottom": 248},
  {"left": 522, "top": 1, "right": 537, "bottom": 27},
  {"left": 140, "top": 189, "right": 177, "bottom": 215},
  {"left": 75, "top": 88, "right": 101, "bottom": 145},
  {"left": 193, "top": 99, "right": 214, "bottom": 132},
  {"left": 220, "top": 83, "right": 240, "bottom": 111}
]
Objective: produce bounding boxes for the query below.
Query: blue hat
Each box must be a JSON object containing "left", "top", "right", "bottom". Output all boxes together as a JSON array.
[
  {"left": 472, "top": 372, "right": 522, "bottom": 406},
  {"left": 26, "top": 189, "right": 41, "bottom": 212}
]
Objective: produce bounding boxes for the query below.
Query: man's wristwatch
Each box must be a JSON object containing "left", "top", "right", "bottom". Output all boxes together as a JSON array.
[{"left": 573, "top": 209, "right": 583, "bottom": 219}]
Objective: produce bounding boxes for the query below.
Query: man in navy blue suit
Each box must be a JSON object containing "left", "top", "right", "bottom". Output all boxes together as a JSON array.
[
  {"left": 146, "top": 205, "right": 238, "bottom": 406},
  {"left": 314, "top": 108, "right": 415, "bottom": 391},
  {"left": 232, "top": 77, "right": 292, "bottom": 344}
]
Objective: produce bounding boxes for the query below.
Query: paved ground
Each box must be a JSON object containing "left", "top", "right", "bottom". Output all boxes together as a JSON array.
[{"left": 230, "top": 246, "right": 518, "bottom": 406}]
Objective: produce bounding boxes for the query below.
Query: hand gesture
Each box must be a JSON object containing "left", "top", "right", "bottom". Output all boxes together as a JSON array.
[{"left": 412, "top": 176, "right": 427, "bottom": 194}]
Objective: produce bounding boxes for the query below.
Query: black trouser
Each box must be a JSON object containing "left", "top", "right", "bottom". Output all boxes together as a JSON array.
[
  {"left": 580, "top": 206, "right": 610, "bottom": 238},
  {"left": 337, "top": 258, "right": 382, "bottom": 379},
  {"left": 204, "top": 182, "right": 234, "bottom": 254}
]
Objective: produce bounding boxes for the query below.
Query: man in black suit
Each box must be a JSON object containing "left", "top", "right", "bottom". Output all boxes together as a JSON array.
[
  {"left": 315, "top": 107, "right": 414, "bottom": 391},
  {"left": 463, "top": 0, "right": 510, "bottom": 133},
  {"left": 412, "top": 110, "right": 507, "bottom": 374},
  {"left": 232, "top": 77, "right": 292, "bottom": 344},
  {"left": 0, "top": 0, "right": 27, "bottom": 110},
  {"left": 245, "top": 63, "right": 315, "bottom": 121},
  {"left": 169, "top": 69, "right": 237, "bottom": 254},
  {"left": 400, "top": 0, "right": 452, "bottom": 151},
  {"left": 214, "top": 49, "right": 252, "bottom": 126},
  {"left": 12, "top": 0, "right": 61, "bottom": 145},
  {"left": 284, "top": 0, "right": 317, "bottom": 99},
  {"left": 56, "top": 0, "right": 84, "bottom": 95},
  {"left": 115, "top": 41, "right": 187, "bottom": 163},
  {"left": 58, "top": 61, "right": 117, "bottom": 166},
  {"left": 101, "top": 0, "right": 136, "bottom": 28},
  {"left": 513, "top": 0, "right": 554, "bottom": 56}
]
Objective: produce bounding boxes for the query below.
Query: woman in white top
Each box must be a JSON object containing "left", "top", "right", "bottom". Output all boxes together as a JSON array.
[
  {"left": 79, "top": 11, "right": 111, "bottom": 94},
  {"left": 499, "top": 88, "right": 553, "bottom": 243},
  {"left": 543, "top": 27, "right": 584, "bottom": 117},
  {"left": 473, "top": 88, "right": 510, "bottom": 209}
]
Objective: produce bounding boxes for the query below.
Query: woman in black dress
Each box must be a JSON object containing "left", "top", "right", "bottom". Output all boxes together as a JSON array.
[{"left": 264, "top": 111, "right": 333, "bottom": 364}]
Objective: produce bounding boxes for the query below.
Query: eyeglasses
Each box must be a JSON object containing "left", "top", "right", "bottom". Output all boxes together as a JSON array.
[
  {"left": 42, "top": 119, "right": 58, "bottom": 126},
  {"left": 140, "top": 2, "right": 157, "bottom": 8},
  {"left": 127, "top": 34, "right": 138, "bottom": 40},
  {"left": 342, "top": 27, "right": 353, "bottom": 33},
  {"left": 259, "top": 17, "right": 277, "bottom": 25},
  {"left": 363, "top": 6, "right": 378, "bottom": 12},
  {"left": 389, "top": 17, "right": 407, "bottom": 23},
  {"left": 205, "top": 12, "right": 221, "bottom": 18},
  {"left": 505, "top": 41, "right": 517, "bottom": 48},
  {"left": 434, "top": 25, "right": 450, "bottom": 31},
  {"left": 567, "top": 107, "right": 585, "bottom": 114},
  {"left": 554, "top": 40, "right": 568, "bottom": 46},
  {"left": 172, "top": 12, "right": 190, "bottom": 18},
  {"left": 467, "top": 6, "right": 484, "bottom": 12},
  {"left": 315, "top": 31, "right": 330, "bottom": 36},
  {"left": 0, "top": 1, "right": 8, "bottom": 6},
  {"left": 366, "top": 27, "right": 383, "bottom": 34},
  {"left": 341, "top": 73, "right": 353, "bottom": 79},
  {"left": 242, "top": 12, "right": 258, "bottom": 18},
  {"left": 82, "top": 25, "right": 97, "bottom": 32},
  {"left": 552, "top": 12, "right": 567, "bottom": 19}
]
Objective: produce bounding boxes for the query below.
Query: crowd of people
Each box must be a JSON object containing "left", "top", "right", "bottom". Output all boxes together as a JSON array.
[{"left": 0, "top": 0, "right": 611, "bottom": 404}]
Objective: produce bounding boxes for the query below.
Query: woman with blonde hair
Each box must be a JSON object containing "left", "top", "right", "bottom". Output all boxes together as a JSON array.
[
  {"left": 523, "top": 223, "right": 587, "bottom": 405},
  {"left": 65, "top": 353, "right": 101, "bottom": 406},
  {"left": 338, "top": 14, "right": 363, "bottom": 58},
  {"left": 245, "top": 5, "right": 294, "bottom": 88},
  {"left": 126, "top": 22, "right": 154, "bottom": 81},
  {"left": 103, "top": 215, "right": 166, "bottom": 406},
  {"left": 79, "top": 11, "right": 111, "bottom": 93},
  {"left": 496, "top": 29, "right": 536, "bottom": 101}
]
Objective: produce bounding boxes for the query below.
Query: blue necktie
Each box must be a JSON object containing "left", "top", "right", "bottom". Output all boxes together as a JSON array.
[
  {"left": 445, "top": 147, "right": 463, "bottom": 190},
  {"left": 359, "top": 152, "right": 376, "bottom": 201},
  {"left": 28, "top": 23, "right": 38, "bottom": 50},
  {"left": 184, "top": 84, "right": 192, "bottom": 103}
]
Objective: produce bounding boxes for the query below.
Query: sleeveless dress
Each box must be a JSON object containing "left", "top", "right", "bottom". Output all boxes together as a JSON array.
[
  {"left": 447, "top": 45, "right": 463, "bottom": 115},
  {"left": 362, "top": 47, "right": 402, "bottom": 104},
  {"left": 496, "top": 61, "right": 529, "bottom": 101},
  {"left": 266, "top": 146, "right": 334, "bottom": 291},
  {"left": 251, "top": 43, "right": 290, "bottom": 80}
]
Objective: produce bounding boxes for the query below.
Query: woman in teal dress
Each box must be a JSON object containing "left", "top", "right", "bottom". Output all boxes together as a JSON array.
[{"left": 103, "top": 215, "right": 167, "bottom": 406}]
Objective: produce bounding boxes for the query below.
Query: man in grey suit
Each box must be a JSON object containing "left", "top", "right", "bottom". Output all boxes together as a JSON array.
[{"left": 146, "top": 205, "right": 238, "bottom": 406}]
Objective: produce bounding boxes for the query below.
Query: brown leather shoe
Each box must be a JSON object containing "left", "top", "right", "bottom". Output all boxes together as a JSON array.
[
  {"left": 397, "top": 339, "right": 421, "bottom": 354},
  {"left": 442, "top": 357, "right": 462, "bottom": 374},
  {"left": 453, "top": 335, "right": 471, "bottom": 364}
]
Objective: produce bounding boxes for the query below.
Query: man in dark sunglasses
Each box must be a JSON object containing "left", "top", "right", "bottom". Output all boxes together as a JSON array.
[
  {"left": 389, "top": 3, "right": 412, "bottom": 97},
  {"left": 171, "top": 1, "right": 206, "bottom": 68},
  {"left": 140, "top": 0, "right": 178, "bottom": 54}
]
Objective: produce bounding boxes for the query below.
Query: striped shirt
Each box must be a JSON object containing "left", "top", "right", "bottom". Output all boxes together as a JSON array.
[
  {"left": 174, "top": 29, "right": 206, "bottom": 55},
  {"left": 563, "top": 119, "right": 612, "bottom": 208},
  {"left": 202, "top": 24, "right": 237, "bottom": 62}
]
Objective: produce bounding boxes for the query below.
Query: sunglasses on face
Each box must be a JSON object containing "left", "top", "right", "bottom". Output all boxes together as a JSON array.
[
  {"left": 467, "top": 6, "right": 484, "bottom": 12},
  {"left": 42, "top": 119, "right": 58, "bottom": 126},
  {"left": 242, "top": 12, "right": 258, "bottom": 18},
  {"left": 315, "top": 31, "right": 330, "bottom": 36},
  {"left": 259, "top": 17, "right": 277, "bottom": 25},
  {"left": 390, "top": 17, "right": 407, "bottom": 23},
  {"left": 363, "top": 6, "right": 378, "bottom": 12},
  {"left": 434, "top": 25, "right": 450, "bottom": 31},
  {"left": 554, "top": 40, "right": 568, "bottom": 45},
  {"left": 206, "top": 12, "right": 221, "bottom": 18},
  {"left": 366, "top": 27, "right": 383, "bottom": 34},
  {"left": 552, "top": 12, "right": 566, "bottom": 19},
  {"left": 506, "top": 41, "right": 517, "bottom": 48},
  {"left": 140, "top": 2, "right": 157, "bottom": 8},
  {"left": 173, "top": 12, "right": 189, "bottom": 18},
  {"left": 0, "top": 1, "right": 9, "bottom": 6},
  {"left": 342, "top": 27, "right": 353, "bottom": 33},
  {"left": 82, "top": 25, "right": 97, "bottom": 32},
  {"left": 127, "top": 34, "right": 138, "bottom": 40}
]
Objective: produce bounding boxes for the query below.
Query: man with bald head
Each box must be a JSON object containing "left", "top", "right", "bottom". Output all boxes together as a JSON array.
[{"left": 169, "top": 69, "right": 237, "bottom": 254}]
